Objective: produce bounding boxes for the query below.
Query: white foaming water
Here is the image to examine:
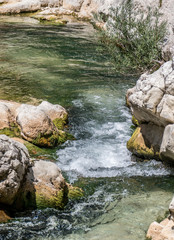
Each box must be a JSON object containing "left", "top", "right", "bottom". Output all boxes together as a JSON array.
[{"left": 57, "top": 91, "right": 171, "bottom": 182}]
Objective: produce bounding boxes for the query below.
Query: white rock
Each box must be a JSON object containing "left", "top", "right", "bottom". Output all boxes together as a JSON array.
[
  {"left": 38, "top": 101, "right": 67, "bottom": 121},
  {"left": 16, "top": 104, "right": 56, "bottom": 141},
  {"left": 160, "top": 124, "right": 174, "bottom": 163},
  {"left": 0, "top": 135, "right": 29, "bottom": 205}
]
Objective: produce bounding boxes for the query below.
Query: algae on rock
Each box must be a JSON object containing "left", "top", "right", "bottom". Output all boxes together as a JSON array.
[{"left": 127, "top": 127, "right": 160, "bottom": 160}]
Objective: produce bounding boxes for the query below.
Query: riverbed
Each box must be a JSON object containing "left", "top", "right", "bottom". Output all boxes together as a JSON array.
[{"left": 0, "top": 16, "right": 173, "bottom": 240}]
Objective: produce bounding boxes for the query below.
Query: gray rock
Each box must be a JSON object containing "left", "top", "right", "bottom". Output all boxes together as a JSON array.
[
  {"left": 128, "top": 61, "right": 174, "bottom": 127},
  {"left": 160, "top": 124, "right": 174, "bottom": 163},
  {"left": 0, "top": 135, "right": 29, "bottom": 205}
]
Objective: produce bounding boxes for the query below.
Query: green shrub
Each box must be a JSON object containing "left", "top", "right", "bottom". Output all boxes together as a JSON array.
[{"left": 95, "top": 0, "right": 167, "bottom": 74}]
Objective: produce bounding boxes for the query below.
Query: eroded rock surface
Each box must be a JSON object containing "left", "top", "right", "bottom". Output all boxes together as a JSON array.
[
  {"left": 0, "top": 135, "right": 30, "bottom": 205},
  {"left": 147, "top": 219, "right": 174, "bottom": 240},
  {"left": 127, "top": 60, "right": 174, "bottom": 163}
]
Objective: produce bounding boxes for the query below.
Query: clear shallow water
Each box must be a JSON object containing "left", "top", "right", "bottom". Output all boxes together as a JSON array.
[{"left": 0, "top": 16, "right": 173, "bottom": 240}]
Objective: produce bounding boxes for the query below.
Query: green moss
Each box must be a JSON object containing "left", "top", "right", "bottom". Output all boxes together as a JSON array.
[
  {"left": 68, "top": 186, "right": 84, "bottom": 200},
  {"left": 132, "top": 115, "right": 139, "bottom": 126},
  {"left": 32, "top": 131, "right": 60, "bottom": 148},
  {"left": 53, "top": 119, "right": 65, "bottom": 130},
  {"left": 32, "top": 15, "right": 68, "bottom": 25},
  {"left": 53, "top": 114, "right": 68, "bottom": 130},
  {"left": 58, "top": 130, "right": 75, "bottom": 144},
  {"left": 127, "top": 127, "right": 159, "bottom": 159},
  {"left": 36, "top": 190, "right": 67, "bottom": 209},
  {"left": 0, "top": 124, "right": 21, "bottom": 138},
  {"left": 24, "top": 141, "right": 56, "bottom": 160}
]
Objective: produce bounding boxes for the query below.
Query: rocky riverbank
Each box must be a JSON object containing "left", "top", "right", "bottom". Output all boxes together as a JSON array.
[
  {"left": 127, "top": 59, "right": 174, "bottom": 238},
  {"left": 0, "top": 0, "right": 173, "bottom": 59},
  {"left": 0, "top": 100, "right": 82, "bottom": 222}
]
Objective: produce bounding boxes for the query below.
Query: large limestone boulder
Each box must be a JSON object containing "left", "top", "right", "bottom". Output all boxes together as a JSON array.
[
  {"left": 0, "top": 100, "right": 69, "bottom": 148},
  {"left": 128, "top": 61, "right": 174, "bottom": 127},
  {"left": 127, "top": 60, "right": 174, "bottom": 163},
  {"left": 0, "top": 135, "right": 30, "bottom": 205}
]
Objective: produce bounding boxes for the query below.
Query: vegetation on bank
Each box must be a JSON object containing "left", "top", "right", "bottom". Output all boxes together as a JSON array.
[{"left": 95, "top": 0, "right": 167, "bottom": 74}]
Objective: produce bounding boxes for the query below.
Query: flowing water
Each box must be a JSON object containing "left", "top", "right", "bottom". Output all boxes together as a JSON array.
[{"left": 0, "top": 16, "right": 173, "bottom": 240}]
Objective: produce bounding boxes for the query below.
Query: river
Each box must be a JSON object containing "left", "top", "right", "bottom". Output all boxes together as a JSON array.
[{"left": 0, "top": 16, "right": 173, "bottom": 240}]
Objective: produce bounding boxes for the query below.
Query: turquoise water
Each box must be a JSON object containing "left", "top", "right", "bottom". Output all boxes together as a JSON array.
[{"left": 0, "top": 16, "right": 173, "bottom": 240}]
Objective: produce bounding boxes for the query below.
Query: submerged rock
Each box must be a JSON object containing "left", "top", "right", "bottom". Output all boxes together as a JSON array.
[
  {"left": 127, "top": 60, "right": 174, "bottom": 164},
  {"left": 0, "top": 100, "right": 69, "bottom": 148},
  {"left": 32, "top": 14, "right": 68, "bottom": 25}
]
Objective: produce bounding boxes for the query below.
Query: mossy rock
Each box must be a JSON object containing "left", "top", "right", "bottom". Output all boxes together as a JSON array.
[
  {"left": 32, "top": 130, "right": 75, "bottom": 148},
  {"left": 53, "top": 118, "right": 66, "bottom": 131},
  {"left": 127, "top": 127, "right": 159, "bottom": 159},
  {"left": 58, "top": 130, "right": 75, "bottom": 144},
  {"left": 32, "top": 15, "right": 68, "bottom": 25},
  {"left": 15, "top": 180, "right": 69, "bottom": 211},
  {"left": 24, "top": 141, "right": 56, "bottom": 160},
  {"left": 35, "top": 189, "right": 67, "bottom": 209},
  {"left": 32, "top": 131, "right": 60, "bottom": 148},
  {"left": 132, "top": 115, "right": 139, "bottom": 126},
  {"left": 68, "top": 185, "right": 84, "bottom": 200}
]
